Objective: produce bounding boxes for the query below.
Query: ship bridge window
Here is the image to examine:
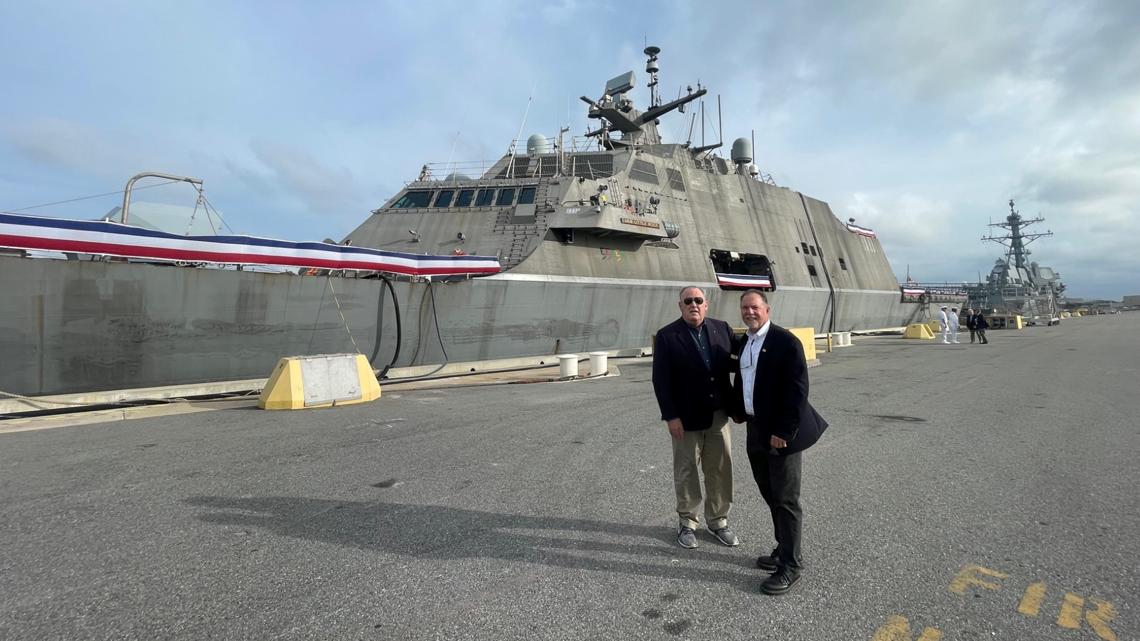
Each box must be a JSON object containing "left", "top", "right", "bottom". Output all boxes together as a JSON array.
[
  {"left": 631, "top": 159, "right": 659, "bottom": 184},
  {"left": 710, "top": 249, "right": 776, "bottom": 291},
  {"left": 455, "top": 189, "right": 475, "bottom": 207},
  {"left": 475, "top": 188, "right": 495, "bottom": 207},
  {"left": 518, "top": 186, "right": 537, "bottom": 205},
  {"left": 496, "top": 188, "right": 516, "bottom": 206},
  {"left": 666, "top": 168, "right": 685, "bottom": 191},
  {"left": 433, "top": 190, "right": 455, "bottom": 207},
  {"left": 392, "top": 190, "right": 432, "bottom": 208}
]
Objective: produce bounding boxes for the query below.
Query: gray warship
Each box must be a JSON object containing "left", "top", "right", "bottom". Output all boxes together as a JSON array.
[
  {"left": 1, "top": 47, "right": 927, "bottom": 398},
  {"left": 965, "top": 199, "right": 1065, "bottom": 325}
]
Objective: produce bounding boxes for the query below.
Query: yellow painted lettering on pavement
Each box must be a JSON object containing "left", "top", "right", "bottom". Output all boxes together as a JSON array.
[
  {"left": 948, "top": 563, "right": 1009, "bottom": 594},
  {"left": 1018, "top": 581, "right": 1046, "bottom": 616},
  {"left": 1058, "top": 592, "right": 1084, "bottom": 628},
  {"left": 1085, "top": 598, "right": 1121, "bottom": 641},
  {"left": 871, "top": 615, "right": 943, "bottom": 641},
  {"left": 1057, "top": 593, "right": 1118, "bottom": 641}
]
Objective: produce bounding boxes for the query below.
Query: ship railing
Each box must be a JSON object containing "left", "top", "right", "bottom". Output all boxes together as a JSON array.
[
  {"left": 899, "top": 282, "right": 969, "bottom": 295},
  {"left": 899, "top": 282, "right": 969, "bottom": 304},
  {"left": 412, "top": 135, "right": 626, "bottom": 184},
  {"left": 412, "top": 159, "right": 498, "bottom": 184},
  {"left": 502, "top": 134, "right": 635, "bottom": 153}
]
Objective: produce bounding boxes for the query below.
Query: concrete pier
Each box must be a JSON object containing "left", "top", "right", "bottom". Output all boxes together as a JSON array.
[{"left": 1, "top": 314, "right": 1137, "bottom": 640}]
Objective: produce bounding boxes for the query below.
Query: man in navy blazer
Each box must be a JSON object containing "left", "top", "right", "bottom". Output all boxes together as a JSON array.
[
  {"left": 652, "top": 286, "right": 740, "bottom": 550},
  {"left": 734, "top": 289, "right": 828, "bottom": 595}
]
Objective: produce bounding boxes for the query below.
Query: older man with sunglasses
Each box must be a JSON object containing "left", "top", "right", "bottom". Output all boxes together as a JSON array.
[{"left": 652, "top": 286, "right": 739, "bottom": 550}]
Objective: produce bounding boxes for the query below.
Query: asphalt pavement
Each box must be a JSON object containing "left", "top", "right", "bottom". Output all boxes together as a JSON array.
[{"left": 1, "top": 314, "right": 1136, "bottom": 640}]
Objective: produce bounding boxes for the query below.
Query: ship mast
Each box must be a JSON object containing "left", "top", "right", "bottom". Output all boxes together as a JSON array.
[
  {"left": 981, "top": 199, "right": 1052, "bottom": 272},
  {"left": 581, "top": 46, "right": 706, "bottom": 147}
]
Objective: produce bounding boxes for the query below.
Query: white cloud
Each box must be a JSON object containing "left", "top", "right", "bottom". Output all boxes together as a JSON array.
[
  {"left": 4, "top": 117, "right": 149, "bottom": 178},
  {"left": 841, "top": 192, "right": 979, "bottom": 282},
  {"left": 2, "top": 1, "right": 1137, "bottom": 297},
  {"left": 247, "top": 138, "right": 362, "bottom": 216}
]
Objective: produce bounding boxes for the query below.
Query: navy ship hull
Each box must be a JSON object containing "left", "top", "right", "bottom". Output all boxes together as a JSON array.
[{"left": 1, "top": 252, "right": 920, "bottom": 397}]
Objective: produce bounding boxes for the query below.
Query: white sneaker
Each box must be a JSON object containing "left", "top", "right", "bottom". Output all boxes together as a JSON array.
[
  {"left": 943, "top": 340, "right": 950, "bottom": 344},
  {"left": 953, "top": 340, "right": 960, "bottom": 343}
]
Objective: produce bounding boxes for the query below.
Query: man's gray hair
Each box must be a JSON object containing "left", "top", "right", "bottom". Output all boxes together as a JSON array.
[
  {"left": 739, "top": 289, "right": 769, "bottom": 304},
  {"left": 678, "top": 285, "right": 704, "bottom": 299}
]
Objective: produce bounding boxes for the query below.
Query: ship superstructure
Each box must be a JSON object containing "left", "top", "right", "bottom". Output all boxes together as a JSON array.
[
  {"left": 966, "top": 199, "right": 1065, "bottom": 324},
  {"left": 345, "top": 47, "right": 919, "bottom": 345}
]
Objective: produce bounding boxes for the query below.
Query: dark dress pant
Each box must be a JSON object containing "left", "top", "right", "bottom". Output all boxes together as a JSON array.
[{"left": 747, "top": 446, "right": 803, "bottom": 571}]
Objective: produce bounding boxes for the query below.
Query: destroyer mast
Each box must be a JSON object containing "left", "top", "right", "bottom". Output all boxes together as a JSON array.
[{"left": 967, "top": 199, "right": 1065, "bottom": 324}]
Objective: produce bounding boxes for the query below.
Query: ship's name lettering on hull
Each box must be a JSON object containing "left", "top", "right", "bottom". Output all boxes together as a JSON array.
[{"left": 620, "top": 217, "right": 661, "bottom": 229}]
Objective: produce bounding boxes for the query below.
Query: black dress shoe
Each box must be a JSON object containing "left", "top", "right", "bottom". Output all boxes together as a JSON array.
[
  {"left": 760, "top": 569, "right": 801, "bottom": 595},
  {"left": 755, "top": 549, "right": 778, "bottom": 572}
]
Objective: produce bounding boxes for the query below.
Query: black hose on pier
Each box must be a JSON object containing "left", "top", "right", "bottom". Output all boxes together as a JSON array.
[{"left": 369, "top": 275, "right": 402, "bottom": 379}]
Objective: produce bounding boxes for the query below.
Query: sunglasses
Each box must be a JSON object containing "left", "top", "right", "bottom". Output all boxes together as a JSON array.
[{"left": 683, "top": 297, "right": 705, "bottom": 306}]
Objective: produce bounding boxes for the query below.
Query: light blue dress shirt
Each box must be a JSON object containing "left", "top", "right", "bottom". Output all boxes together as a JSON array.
[{"left": 740, "top": 320, "right": 771, "bottom": 417}]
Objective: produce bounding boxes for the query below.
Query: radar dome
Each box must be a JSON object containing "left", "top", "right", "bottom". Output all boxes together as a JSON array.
[
  {"left": 527, "top": 134, "right": 550, "bottom": 155},
  {"left": 731, "top": 138, "right": 753, "bottom": 164},
  {"left": 444, "top": 173, "right": 473, "bottom": 182}
]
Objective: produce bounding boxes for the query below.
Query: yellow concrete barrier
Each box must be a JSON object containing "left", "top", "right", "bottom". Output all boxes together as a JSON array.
[
  {"left": 926, "top": 320, "right": 942, "bottom": 334},
  {"left": 904, "top": 323, "right": 936, "bottom": 339},
  {"left": 258, "top": 353, "right": 381, "bottom": 410},
  {"left": 789, "top": 327, "right": 817, "bottom": 361}
]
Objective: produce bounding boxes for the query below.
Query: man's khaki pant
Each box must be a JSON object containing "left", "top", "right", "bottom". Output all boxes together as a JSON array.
[{"left": 672, "top": 411, "right": 733, "bottom": 530}]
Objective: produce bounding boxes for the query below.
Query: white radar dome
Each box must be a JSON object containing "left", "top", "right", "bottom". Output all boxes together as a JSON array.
[{"left": 526, "top": 134, "right": 550, "bottom": 155}]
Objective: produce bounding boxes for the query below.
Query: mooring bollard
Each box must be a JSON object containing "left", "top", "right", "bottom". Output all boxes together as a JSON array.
[
  {"left": 588, "top": 351, "right": 608, "bottom": 376},
  {"left": 558, "top": 354, "right": 579, "bottom": 378}
]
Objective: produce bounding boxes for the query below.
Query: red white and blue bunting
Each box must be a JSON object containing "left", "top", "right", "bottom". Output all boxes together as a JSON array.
[
  {"left": 715, "top": 273, "right": 773, "bottom": 289},
  {"left": 845, "top": 222, "right": 877, "bottom": 238},
  {"left": 0, "top": 212, "right": 500, "bottom": 276}
]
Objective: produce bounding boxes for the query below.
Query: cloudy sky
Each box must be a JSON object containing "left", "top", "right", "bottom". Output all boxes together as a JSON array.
[{"left": 2, "top": 1, "right": 1137, "bottom": 298}]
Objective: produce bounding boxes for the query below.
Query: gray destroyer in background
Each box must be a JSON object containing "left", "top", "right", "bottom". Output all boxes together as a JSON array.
[
  {"left": 1, "top": 46, "right": 926, "bottom": 397},
  {"left": 965, "top": 199, "right": 1065, "bottom": 325}
]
